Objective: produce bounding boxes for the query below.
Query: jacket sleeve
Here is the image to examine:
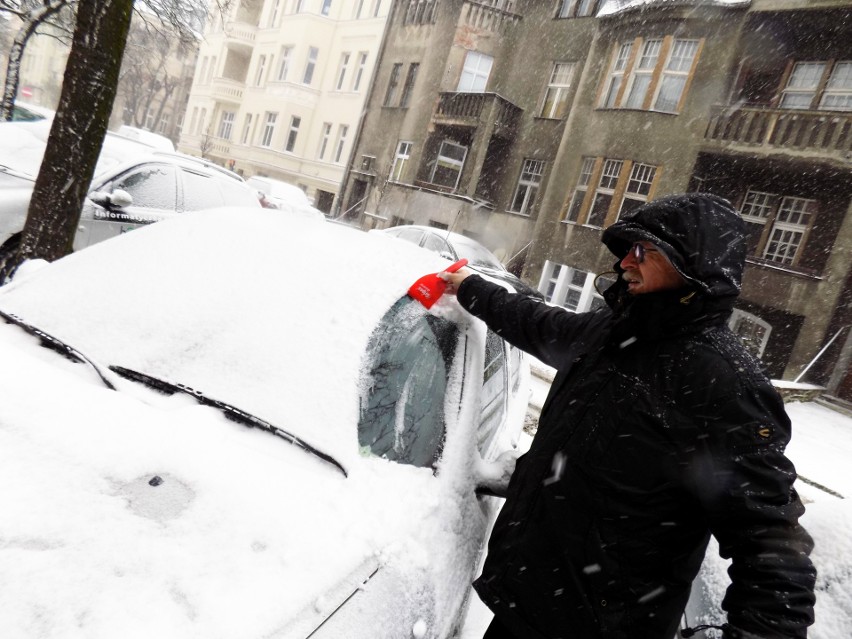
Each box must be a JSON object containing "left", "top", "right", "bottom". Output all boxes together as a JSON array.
[
  {"left": 455, "top": 274, "right": 605, "bottom": 370},
  {"left": 681, "top": 353, "right": 816, "bottom": 638}
]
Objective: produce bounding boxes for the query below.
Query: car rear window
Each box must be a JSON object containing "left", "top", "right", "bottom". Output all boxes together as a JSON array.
[{"left": 358, "top": 297, "right": 460, "bottom": 468}]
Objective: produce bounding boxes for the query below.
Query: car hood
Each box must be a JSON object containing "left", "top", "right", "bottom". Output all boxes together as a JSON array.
[{"left": 0, "top": 325, "right": 452, "bottom": 637}]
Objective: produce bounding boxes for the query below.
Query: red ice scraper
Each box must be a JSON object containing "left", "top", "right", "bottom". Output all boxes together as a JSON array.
[{"left": 408, "top": 258, "right": 469, "bottom": 309}]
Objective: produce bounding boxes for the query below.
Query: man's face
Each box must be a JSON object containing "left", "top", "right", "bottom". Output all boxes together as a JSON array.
[{"left": 620, "top": 241, "right": 687, "bottom": 295}]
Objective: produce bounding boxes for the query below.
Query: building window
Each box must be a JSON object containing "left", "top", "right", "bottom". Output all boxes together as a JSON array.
[
  {"left": 218, "top": 111, "right": 235, "bottom": 139},
  {"left": 655, "top": 39, "right": 700, "bottom": 112},
  {"left": 729, "top": 309, "right": 772, "bottom": 359},
  {"left": 618, "top": 162, "right": 656, "bottom": 218},
  {"left": 540, "top": 62, "right": 575, "bottom": 119},
  {"left": 241, "top": 114, "right": 253, "bottom": 144},
  {"left": 285, "top": 115, "right": 301, "bottom": 152},
  {"left": 739, "top": 189, "right": 817, "bottom": 266},
  {"left": 353, "top": 52, "right": 369, "bottom": 91},
  {"left": 295, "top": 0, "right": 306, "bottom": 11},
  {"left": 600, "top": 37, "right": 701, "bottom": 113},
  {"left": 538, "top": 262, "right": 598, "bottom": 312},
  {"left": 334, "top": 124, "right": 349, "bottom": 163},
  {"left": 430, "top": 140, "right": 467, "bottom": 190},
  {"left": 557, "top": 0, "right": 598, "bottom": 18},
  {"left": 780, "top": 60, "right": 852, "bottom": 111},
  {"left": 399, "top": 63, "right": 420, "bottom": 107},
  {"left": 255, "top": 55, "right": 267, "bottom": 86},
  {"left": 602, "top": 42, "right": 633, "bottom": 108},
  {"left": 565, "top": 157, "right": 595, "bottom": 222},
  {"left": 509, "top": 159, "right": 545, "bottom": 216},
  {"left": 318, "top": 122, "right": 332, "bottom": 159},
  {"left": 404, "top": 0, "right": 438, "bottom": 25},
  {"left": 158, "top": 113, "right": 170, "bottom": 134},
  {"left": 384, "top": 63, "right": 403, "bottom": 106},
  {"left": 303, "top": 46, "right": 319, "bottom": 84},
  {"left": 565, "top": 157, "right": 659, "bottom": 226},
  {"left": 588, "top": 159, "right": 623, "bottom": 227},
  {"left": 354, "top": 0, "right": 365, "bottom": 17},
  {"left": 390, "top": 141, "right": 413, "bottom": 182},
  {"left": 322, "top": 0, "right": 332, "bottom": 15},
  {"left": 624, "top": 39, "right": 662, "bottom": 109},
  {"left": 260, "top": 112, "right": 277, "bottom": 147},
  {"left": 268, "top": 0, "right": 282, "bottom": 27},
  {"left": 335, "top": 52, "right": 351, "bottom": 90},
  {"left": 372, "top": 0, "right": 382, "bottom": 16},
  {"left": 457, "top": 51, "right": 493, "bottom": 93},
  {"left": 764, "top": 197, "right": 816, "bottom": 265},
  {"left": 277, "top": 46, "right": 292, "bottom": 81},
  {"left": 189, "top": 107, "right": 199, "bottom": 135},
  {"left": 197, "top": 108, "right": 207, "bottom": 135}
]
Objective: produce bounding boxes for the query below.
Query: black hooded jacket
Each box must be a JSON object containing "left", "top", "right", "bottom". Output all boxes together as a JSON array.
[{"left": 459, "top": 195, "right": 816, "bottom": 639}]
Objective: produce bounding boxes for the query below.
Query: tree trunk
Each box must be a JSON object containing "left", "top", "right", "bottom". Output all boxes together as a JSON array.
[{"left": 2, "top": 0, "right": 133, "bottom": 280}]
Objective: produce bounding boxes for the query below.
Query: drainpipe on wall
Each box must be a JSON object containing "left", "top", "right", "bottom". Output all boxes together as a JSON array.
[{"left": 794, "top": 326, "right": 850, "bottom": 384}]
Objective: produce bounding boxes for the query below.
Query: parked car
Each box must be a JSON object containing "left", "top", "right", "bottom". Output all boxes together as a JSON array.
[
  {"left": 245, "top": 175, "right": 326, "bottom": 221},
  {"left": 374, "top": 224, "right": 544, "bottom": 300},
  {"left": 114, "top": 125, "right": 176, "bottom": 152},
  {"left": 10, "top": 101, "right": 55, "bottom": 121},
  {"left": 0, "top": 207, "right": 530, "bottom": 638},
  {"left": 0, "top": 120, "right": 260, "bottom": 257}
]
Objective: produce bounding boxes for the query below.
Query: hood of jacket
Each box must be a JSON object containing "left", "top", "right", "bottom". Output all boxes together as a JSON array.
[{"left": 601, "top": 193, "right": 747, "bottom": 299}]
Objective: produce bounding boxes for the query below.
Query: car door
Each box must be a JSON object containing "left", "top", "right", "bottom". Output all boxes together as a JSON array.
[{"left": 76, "top": 163, "right": 178, "bottom": 249}]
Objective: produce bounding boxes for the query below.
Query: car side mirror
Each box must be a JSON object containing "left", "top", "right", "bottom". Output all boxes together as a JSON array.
[
  {"left": 89, "top": 189, "right": 132, "bottom": 209},
  {"left": 110, "top": 189, "right": 133, "bottom": 208},
  {"left": 474, "top": 449, "right": 520, "bottom": 499}
]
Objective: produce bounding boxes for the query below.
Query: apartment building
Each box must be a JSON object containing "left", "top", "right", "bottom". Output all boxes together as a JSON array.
[
  {"left": 344, "top": 0, "right": 852, "bottom": 401},
  {"left": 178, "top": 0, "right": 390, "bottom": 213}
]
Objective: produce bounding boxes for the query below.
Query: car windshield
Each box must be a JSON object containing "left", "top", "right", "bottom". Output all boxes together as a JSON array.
[
  {"left": 358, "top": 297, "right": 460, "bottom": 468},
  {"left": 451, "top": 236, "right": 504, "bottom": 270}
]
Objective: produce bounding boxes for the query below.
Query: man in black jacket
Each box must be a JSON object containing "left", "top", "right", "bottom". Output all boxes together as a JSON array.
[{"left": 441, "top": 194, "right": 816, "bottom": 639}]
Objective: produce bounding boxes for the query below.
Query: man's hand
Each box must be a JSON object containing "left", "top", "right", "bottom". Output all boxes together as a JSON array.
[{"left": 438, "top": 268, "right": 472, "bottom": 296}]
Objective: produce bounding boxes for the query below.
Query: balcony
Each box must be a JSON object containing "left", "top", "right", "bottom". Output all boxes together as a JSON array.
[
  {"left": 462, "top": 1, "right": 522, "bottom": 32},
  {"left": 223, "top": 21, "right": 256, "bottom": 54},
  {"left": 433, "top": 92, "right": 522, "bottom": 140},
  {"left": 704, "top": 105, "right": 852, "bottom": 165},
  {"left": 210, "top": 77, "right": 245, "bottom": 104}
]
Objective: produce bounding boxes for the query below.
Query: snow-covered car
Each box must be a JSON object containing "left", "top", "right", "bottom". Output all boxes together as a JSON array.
[
  {"left": 0, "top": 120, "right": 260, "bottom": 258},
  {"left": 246, "top": 175, "right": 326, "bottom": 220},
  {"left": 0, "top": 207, "right": 530, "bottom": 638},
  {"left": 10, "top": 101, "right": 55, "bottom": 121},
  {"left": 374, "top": 225, "right": 544, "bottom": 300}
]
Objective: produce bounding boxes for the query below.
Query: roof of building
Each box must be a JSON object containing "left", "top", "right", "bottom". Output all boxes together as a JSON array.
[{"left": 598, "top": 0, "right": 750, "bottom": 17}]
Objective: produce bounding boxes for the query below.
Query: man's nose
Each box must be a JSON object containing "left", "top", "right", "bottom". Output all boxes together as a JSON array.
[{"left": 621, "top": 250, "right": 637, "bottom": 269}]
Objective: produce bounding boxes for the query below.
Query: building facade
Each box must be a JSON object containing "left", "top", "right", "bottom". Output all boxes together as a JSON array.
[
  {"left": 178, "top": 0, "right": 390, "bottom": 213},
  {"left": 344, "top": 0, "right": 852, "bottom": 401}
]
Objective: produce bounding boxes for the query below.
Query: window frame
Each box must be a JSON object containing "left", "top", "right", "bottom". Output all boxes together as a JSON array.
[
  {"left": 729, "top": 309, "right": 772, "bottom": 359},
  {"left": 778, "top": 59, "right": 852, "bottom": 112},
  {"left": 335, "top": 52, "right": 351, "bottom": 91},
  {"left": 430, "top": 140, "right": 468, "bottom": 191},
  {"left": 260, "top": 111, "right": 277, "bottom": 147},
  {"left": 509, "top": 159, "right": 546, "bottom": 216},
  {"left": 457, "top": 51, "right": 494, "bottom": 93},
  {"left": 399, "top": 63, "right": 420, "bottom": 108},
  {"left": 317, "top": 122, "right": 332, "bottom": 160},
  {"left": 303, "top": 46, "right": 319, "bottom": 85},
  {"left": 277, "top": 46, "right": 293, "bottom": 82},
  {"left": 285, "top": 115, "right": 301, "bottom": 153},
  {"left": 738, "top": 189, "right": 818, "bottom": 267},
  {"left": 334, "top": 124, "right": 349, "bottom": 163},
  {"left": 540, "top": 62, "right": 576, "bottom": 119},
  {"left": 384, "top": 62, "right": 403, "bottom": 106},
  {"left": 598, "top": 36, "right": 702, "bottom": 114},
  {"left": 389, "top": 140, "right": 413, "bottom": 183},
  {"left": 217, "top": 110, "right": 235, "bottom": 140}
]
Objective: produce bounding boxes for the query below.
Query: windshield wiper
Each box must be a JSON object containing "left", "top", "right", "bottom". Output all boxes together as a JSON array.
[
  {"left": 110, "top": 365, "right": 348, "bottom": 478},
  {"left": 0, "top": 307, "right": 117, "bottom": 390}
]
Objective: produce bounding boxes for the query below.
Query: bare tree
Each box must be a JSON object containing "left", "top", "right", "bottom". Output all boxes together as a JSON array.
[
  {"left": 0, "top": 0, "right": 230, "bottom": 121},
  {"left": 0, "top": 0, "right": 134, "bottom": 281},
  {"left": 0, "top": 0, "right": 76, "bottom": 121}
]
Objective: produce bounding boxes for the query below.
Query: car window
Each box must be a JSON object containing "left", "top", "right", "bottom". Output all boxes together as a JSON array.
[
  {"left": 106, "top": 164, "right": 177, "bottom": 210},
  {"left": 478, "top": 328, "right": 507, "bottom": 457},
  {"left": 396, "top": 227, "right": 425, "bottom": 244},
  {"left": 218, "top": 176, "right": 262, "bottom": 207},
  {"left": 359, "top": 297, "right": 460, "bottom": 468},
  {"left": 452, "top": 236, "right": 504, "bottom": 269},
  {"left": 423, "top": 232, "right": 454, "bottom": 257},
  {"left": 181, "top": 169, "right": 225, "bottom": 211}
]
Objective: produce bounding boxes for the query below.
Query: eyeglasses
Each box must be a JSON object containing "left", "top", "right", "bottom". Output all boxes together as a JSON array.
[{"left": 629, "top": 243, "right": 659, "bottom": 264}]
